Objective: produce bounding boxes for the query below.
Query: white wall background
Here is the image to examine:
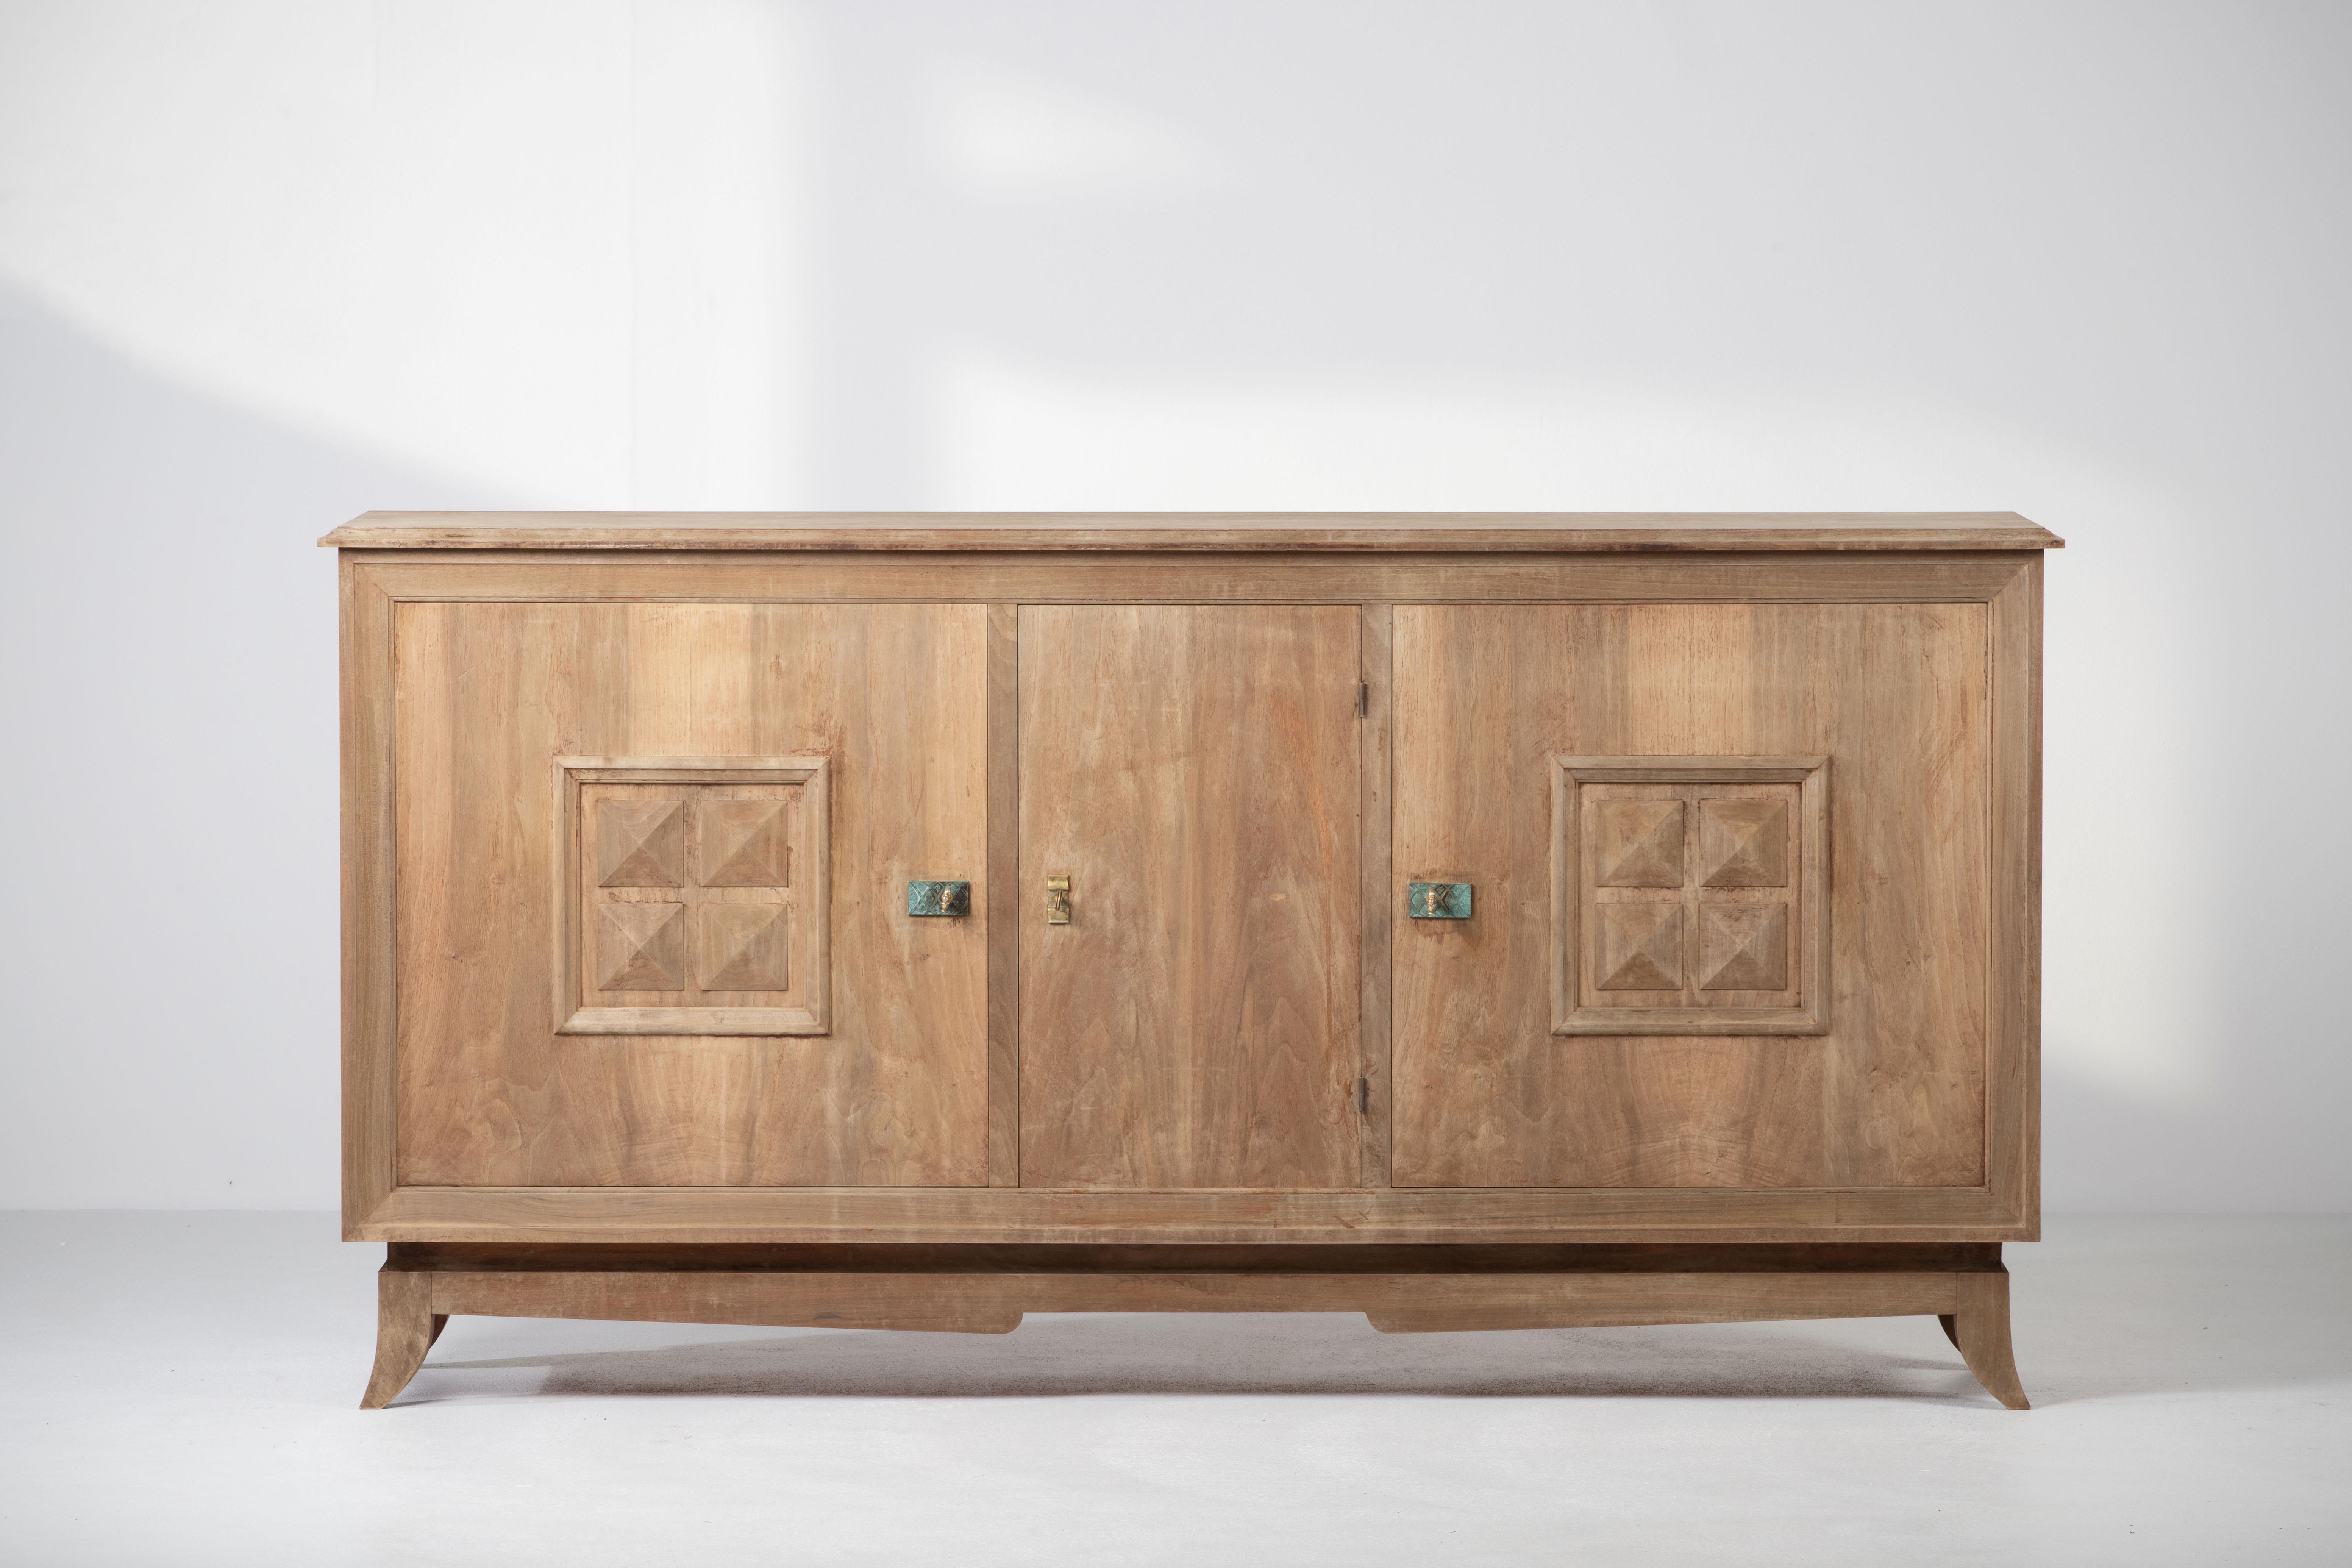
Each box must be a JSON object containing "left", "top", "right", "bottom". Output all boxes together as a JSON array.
[{"left": 2, "top": 0, "right": 2345, "bottom": 1210}]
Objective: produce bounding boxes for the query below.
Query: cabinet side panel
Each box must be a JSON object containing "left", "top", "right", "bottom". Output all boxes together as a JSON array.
[
  {"left": 1393, "top": 603, "right": 1990, "bottom": 1188},
  {"left": 342, "top": 561, "right": 398, "bottom": 1231},
  {"left": 393, "top": 601, "right": 990, "bottom": 1187},
  {"left": 1987, "top": 559, "right": 2042, "bottom": 1230}
]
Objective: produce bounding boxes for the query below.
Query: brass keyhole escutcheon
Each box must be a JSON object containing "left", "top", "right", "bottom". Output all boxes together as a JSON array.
[{"left": 1045, "top": 875, "right": 1072, "bottom": 925}]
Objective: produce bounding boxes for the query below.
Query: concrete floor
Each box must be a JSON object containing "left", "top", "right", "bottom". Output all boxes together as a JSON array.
[{"left": 0, "top": 1214, "right": 2345, "bottom": 1566}]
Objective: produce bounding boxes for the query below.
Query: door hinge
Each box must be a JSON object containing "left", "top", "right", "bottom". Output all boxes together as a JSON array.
[
  {"left": 1357, "top": 1076, "right": 1370, "bottom": 1114},
  {"left": 1356, "top": 681, "right": 1369, "bottom": 717}
]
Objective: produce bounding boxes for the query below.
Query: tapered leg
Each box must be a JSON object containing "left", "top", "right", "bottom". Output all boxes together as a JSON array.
[
  {"left": 360, "top": 1267, "right": 437, "bottom": 1410},
  {"left": 1951, "top": 1270, "right": 2030, "bottom": 1410}
]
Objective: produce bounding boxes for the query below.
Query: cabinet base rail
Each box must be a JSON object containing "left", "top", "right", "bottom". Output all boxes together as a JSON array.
[{"left": 362, "top": 1242, "right": 2028, "bottom": 1411}]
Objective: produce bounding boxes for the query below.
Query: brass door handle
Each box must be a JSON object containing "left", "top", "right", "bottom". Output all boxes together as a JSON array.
[{"left": 1045, "top": 875, "right": 1072, "bottom": 925}]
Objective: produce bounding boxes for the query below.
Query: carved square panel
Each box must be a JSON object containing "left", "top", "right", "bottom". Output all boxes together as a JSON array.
[
  {"left": 1700, "top": 799, "right": 1788, "bottom": 889},
  {"left": 596, "top": 799, "right": 685, "bottom": 888},
  {"left": 1699, "top": 903, "right": 1788, "bottom": 992},
  {"left": 556, "top": 757, "right": 829, "bottom": 1036},
  {"left": 698, "top": 904, "right": 789, "bottom": 990},
  {"left": 596, "top": 902, "right": 685, "bottom": 991},
  {"left": 1552, "top": 756, "right": 1829, "bottom": 1035},
  {"left": 700, "top": 798, "right": 792, "bottom": 888},
  {"left": 1595, "top": 903, "right": 1685, "bottom": 990},
  {"left": 1594, "top": 800, "right": 1685, "bottom": 887}
]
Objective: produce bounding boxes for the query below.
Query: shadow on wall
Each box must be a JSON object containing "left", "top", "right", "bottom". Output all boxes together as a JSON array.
[
  {"left": 794, "top": 7, "right": 2347, "bottom": 1210},
  {"left": 0, "top": 285, "right": 496, "bottom": 1208},
  {"left": 0, "top": 270, "right": 2296, "bottom": 1214},
  {"left": 1, "top": 0, "right": 2346, "bottom": 1210}
]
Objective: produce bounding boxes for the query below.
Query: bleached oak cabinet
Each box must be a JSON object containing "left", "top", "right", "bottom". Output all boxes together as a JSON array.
[{"left": 329, "top": 512, "right": 2057, "bottom": 1408}]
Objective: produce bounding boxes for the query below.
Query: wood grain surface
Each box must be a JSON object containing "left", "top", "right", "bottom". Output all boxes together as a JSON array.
[
  {"left": 348, "top": 550, "right": 2039, "bottom": 608},
  {"left": 1357, "top": 604, "right": 1395, "bottom": 1187},
  {"left": 341, "top": 561, "right": 399, "bottom": 1231},
  {"left": 1393, "top": 603, "right": 1991, "bottom": 1189},
  {"left": 985, "top": 606, "right": 1022, "bottom": 1187},
  {"left": 393, "top": 601, "right": 989, "bottom": 1187},
  {"left": 359, "top": 1267, "right": 436, "bottom": 1409},
  {"left": 387, "top": 1241, "right": 2002, "bottom": 1272},
  {"left": 322, "top": 510, "right": 2064, "bottom": 553},
  {"left": 1951, "top": 1266, "right": 2032, "bottom": 1409},
  {"left": 340, "top": 537, "right": 2039, "bottom": 1245},
  {"left": 352, "top": 1181, "right": 2035, "bottom": 1243},
  {"left": 423, "top": 1265, "right": 1958, "bottom": 1327},
  {"left": 554, "top": 757, "right": 830, "bottom": 1035},
  {"left": 361, "top": 1241, "right": 2018, "bottom": 1407},
  {"left": 1018, "top": 605, "right": 1362, "bottom": 1188},
  {"left": 1550, "top": 757, "right": 1831, "bottom": 1035},
  {"left": 1987, "top": 560, "right": 2044, "bottom": 1235}
]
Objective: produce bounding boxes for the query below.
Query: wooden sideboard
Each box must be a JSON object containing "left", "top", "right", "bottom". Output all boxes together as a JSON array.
[{"left": 327, "top": 512, "right": 2057, "bottom": 1409}]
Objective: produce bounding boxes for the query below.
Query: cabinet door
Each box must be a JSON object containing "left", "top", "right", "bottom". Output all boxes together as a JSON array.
[
  {"left": 1019, "top": 605, "right": 1362, "bottom": 1188},
  {"left": 394, "top": 601, "right": 989, "bottom": 1187},
  {"left": 1393, "top": 603, "right": 1990, "bottom": 1189}
]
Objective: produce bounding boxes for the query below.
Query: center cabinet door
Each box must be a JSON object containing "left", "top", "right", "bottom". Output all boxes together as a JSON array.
[{"left": 1018, "top": 605, "right": 1364, "bottom": 1189}]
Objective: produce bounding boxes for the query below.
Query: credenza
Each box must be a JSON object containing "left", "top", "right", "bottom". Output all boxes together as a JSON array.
[{"left": 327, "top": 511, "right": 2057, "bottom": 1408}]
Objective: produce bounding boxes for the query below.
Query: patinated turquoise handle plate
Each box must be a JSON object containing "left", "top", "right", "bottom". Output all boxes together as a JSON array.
[
  {"left": 906, "top": 880, "right": 971, "bottom": 917},
  {"left": 1407, "top": 881, "right": 1473, "bottom": 919}
]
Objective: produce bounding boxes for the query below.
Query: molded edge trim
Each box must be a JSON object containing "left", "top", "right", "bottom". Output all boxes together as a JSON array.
[{"left": 320, "top": 511, "right": 2066, "bottom": 552}]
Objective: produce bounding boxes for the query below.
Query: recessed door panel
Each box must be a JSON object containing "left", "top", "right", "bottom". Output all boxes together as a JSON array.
[
  {"left": 1019, "top": 605, "right": 1362, "bottom": 1189},
  {"left": 394, "top": 601, "right": 989, "bottom": 1187},
  {"left": 1393, "top": 603, "right": 1990, "bottom": 1189}
]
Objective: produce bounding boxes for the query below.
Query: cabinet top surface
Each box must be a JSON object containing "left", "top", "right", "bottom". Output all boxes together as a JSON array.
[{"left": 321, "top": 511, "right": 2062, "bottom": 553}]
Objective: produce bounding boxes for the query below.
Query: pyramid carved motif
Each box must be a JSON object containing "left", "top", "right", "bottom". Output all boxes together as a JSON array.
[
  {"left": 561, "top": 759, "right": 829, "bottom": 1035},
  {"left": 698, "top": 904, "right": 789, "bottom": 990},
  {"left": 700, "top": 798, "right": 793, "bottom": 888},
  {"left": 597, "top": 799, "right": 685, "bottom": 888},
  {"left": 1700, "top": 904, "right": 1789, "bottom": 992},
  {"left": 1556, "top": 758, "right": 1825, "bottom": 1034},
  {"left": 596, "top": 902, "right": 685, "bottom": 991},
  {"left": 1699, "top": 799, "right": 1788, "bottom": 889},
  {"left": 1595, "top": 903, "right": 1685, "bottom": 991},
  {"left": 1594, "top": 800, "right": 1685, "bottom": 887}
]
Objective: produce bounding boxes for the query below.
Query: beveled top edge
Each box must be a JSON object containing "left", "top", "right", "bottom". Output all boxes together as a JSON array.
[{"left": 320, "top": 510, "right": 2063, "bottom": 552}]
